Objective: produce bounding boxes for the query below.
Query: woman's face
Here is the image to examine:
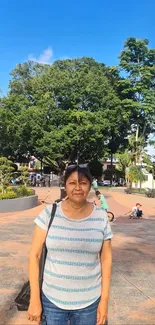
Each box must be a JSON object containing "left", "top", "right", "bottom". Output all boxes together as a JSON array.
[{"left": 65, "top": 171, "right": 90, "bottom": 203}]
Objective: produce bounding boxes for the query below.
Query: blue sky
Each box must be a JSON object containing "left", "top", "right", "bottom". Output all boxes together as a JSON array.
[{"left": 0, "top": 0, "right": 155, "bottom": 95}]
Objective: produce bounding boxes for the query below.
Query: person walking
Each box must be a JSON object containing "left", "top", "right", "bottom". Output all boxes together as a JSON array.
[
  {"left": 92, "top": 177, "right": 98, "bottom": 193},
  {"left": 28, "top": 165, "right": 113, "bottom": 325}
]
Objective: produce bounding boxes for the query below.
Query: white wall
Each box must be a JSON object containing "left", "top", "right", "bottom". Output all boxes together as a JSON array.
[{"left": 132, "top": 173, "right": 155, "bottom": 189}]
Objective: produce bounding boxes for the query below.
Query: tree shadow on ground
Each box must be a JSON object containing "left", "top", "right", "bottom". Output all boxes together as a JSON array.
[{"left": 111, "top": 216, "right": 155, "bottom": 280}]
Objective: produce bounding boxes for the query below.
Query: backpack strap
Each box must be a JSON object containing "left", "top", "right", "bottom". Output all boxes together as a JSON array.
[{"left": 48, "top": 203, "right": 57, "bottom": 231}]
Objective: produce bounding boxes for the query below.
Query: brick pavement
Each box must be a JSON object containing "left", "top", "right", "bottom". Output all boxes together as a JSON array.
[{"left": 0, "top": 187, "right": 155, "bottom": 324}]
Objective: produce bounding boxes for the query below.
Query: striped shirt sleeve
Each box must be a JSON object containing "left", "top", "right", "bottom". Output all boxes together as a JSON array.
[
  {"left": 103, "top": 214, "right": 113, "bottom": 240},
  {"left": 34, "top": 204, "right": 52, "bottom": 231}
]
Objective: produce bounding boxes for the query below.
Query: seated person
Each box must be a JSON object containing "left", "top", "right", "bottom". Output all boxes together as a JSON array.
[{"left": 126, "top": 203, "right": 143, "bottom": 219}]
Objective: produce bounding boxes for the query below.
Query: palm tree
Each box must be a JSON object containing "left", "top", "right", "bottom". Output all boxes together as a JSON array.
[
  {"left": 116, "top": 151, "right": 131, "bottom": 185},
  {"left": 126, "top": 165, "right": 145, "bottom": 188},
  {"left": 128, "top": 135, "right": 145, "bottom": 165}
]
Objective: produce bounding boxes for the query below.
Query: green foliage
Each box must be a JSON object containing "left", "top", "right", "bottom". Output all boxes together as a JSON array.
[
  {"left": 0, "top": 191, "right": 17, "bottom": 200},
  {"left": 15, "top": 185, "right": 34, "bottom": 197},
  {"left": 142, "top": 153, "right": 153, "bottom": 169},
  {"left": 0, "top": 185, "right": 34, "bottom": 200},
  {"left": 119, "top": 37, "right": 155, "bottom": 138},
  {"left": 126, "top": 188, "right": 146, "bottom": 194},
  {"left": 128, "top": 135, "right": 146, "bottom": 164},
  {"left": 0, "top": 105, "right": 16, "bottom": 157},
  {"left": 6, "top": 186, "right": 13, "bottom": 192},
  {"left": 18, "top": 166, "right": 29, "bottom": 186},
  {"left": 89, "top": 159, "right": 103, "bottom": 177},
  {"left": 0, "top": 57, "right": 132, "bottom": 167},
  {"left": 116, "top": 151, "right": 131, "bottom": 175},
  {"left": 35, "top": 160, "right": 41, "bottom": 170},
  {"left": 142, "top": 153, "right": 155, "bottom": 179},
  {"left": 127, "top": 165, "right": 146, "bottom": 184},
  {"left": 0, "top": 39, "right": 154, "bottom": 170},
  {"left": 0, "top": 157, "right": 15, "bottom": 193}
]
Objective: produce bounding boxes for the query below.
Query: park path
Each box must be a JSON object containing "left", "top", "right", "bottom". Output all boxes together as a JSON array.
[{"left": 0, "top": 187, "right": 155, "bottom": 324}]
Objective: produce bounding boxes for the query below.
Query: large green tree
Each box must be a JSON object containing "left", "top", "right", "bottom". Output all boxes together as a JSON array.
[
  {"left": 119, "top": 37, "right": 155, "bottom": 140},
  {"left": 1, "top": 42, "right": 154, "bottom": 170},
  {"left": 0, "top": 57, "right": 130, "bottom": 168}
]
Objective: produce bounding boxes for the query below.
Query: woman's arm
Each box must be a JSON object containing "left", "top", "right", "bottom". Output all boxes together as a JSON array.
[
  {"left": 97, "top": 239, "right": 112, "bottom": 325},
  {"left": 28, "top": 225, "right": 47, "bottom": 323},
  {"left": 100, "top": 239, "right": 112, "bottom": 301},
  {"left": 29, "top": 225, "right": 47, "bottom": 300}
]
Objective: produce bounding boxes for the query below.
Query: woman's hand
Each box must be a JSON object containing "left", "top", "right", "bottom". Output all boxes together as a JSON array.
[
  {"left": 27, "top": 299, "right": 42, "bottom": 324},
  {"left": 97, "top": 299, "right": 108, "bottom": 325}
]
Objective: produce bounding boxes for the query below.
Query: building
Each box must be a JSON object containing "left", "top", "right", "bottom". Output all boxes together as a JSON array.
[
  {"left": 102, "top": 158, "right": 124, "bottom": 184},
  {"left": 132, "top": 168, "right": 155, "bottom": 189}
]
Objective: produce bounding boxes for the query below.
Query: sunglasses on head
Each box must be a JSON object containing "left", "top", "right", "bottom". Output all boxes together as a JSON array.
[{"left": 66, "top": 164, "right": 88, "bottom": 170}]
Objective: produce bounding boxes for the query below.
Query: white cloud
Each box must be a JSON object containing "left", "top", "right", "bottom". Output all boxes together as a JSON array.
[{"left": 28, "top": 47, "right": 53, "bottom": 64}]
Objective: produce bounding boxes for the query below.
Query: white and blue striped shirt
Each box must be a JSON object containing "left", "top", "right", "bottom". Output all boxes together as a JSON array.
[{"left": 34, "top": 202, "right": 113, "bottom": 310}]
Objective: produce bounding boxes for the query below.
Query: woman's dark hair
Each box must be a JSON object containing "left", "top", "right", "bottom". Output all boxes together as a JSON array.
[
  {"left": 64, "top": 165, "right": 92, "bottom": 187},
  {"left": 95, "top": 190, "right": 101, "bottom": 196}
]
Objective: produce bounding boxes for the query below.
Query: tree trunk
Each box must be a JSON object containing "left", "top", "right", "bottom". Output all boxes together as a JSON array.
[
  {"left": 41, "top": 158, "right": 43, "bottom": 176},
  {"left": 110, "top": 152, "right": 113, "bottom": 186}
]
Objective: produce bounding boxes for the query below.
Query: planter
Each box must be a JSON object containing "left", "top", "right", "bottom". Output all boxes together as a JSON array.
[{"left": 0, "top": 195, "right": 38, "bottom": 213}]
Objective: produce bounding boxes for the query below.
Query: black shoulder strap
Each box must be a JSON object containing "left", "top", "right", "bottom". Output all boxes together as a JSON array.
[{"left": 48, "top": 203, "right": 57, "bottom": 231}]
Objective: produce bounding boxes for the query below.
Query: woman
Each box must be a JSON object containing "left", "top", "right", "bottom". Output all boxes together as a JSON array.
[{"left": 28, "top": 165, "right": 113, "bottom": 325}]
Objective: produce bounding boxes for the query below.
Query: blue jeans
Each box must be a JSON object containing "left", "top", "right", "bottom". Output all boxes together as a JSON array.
[{"left": 41, "top": 292, "right": 103, "bottom": 325}]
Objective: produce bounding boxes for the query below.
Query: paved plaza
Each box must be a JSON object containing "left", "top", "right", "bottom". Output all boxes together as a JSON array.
[{"left": 0, "top": 187, "right": 155, "bottom": 324}]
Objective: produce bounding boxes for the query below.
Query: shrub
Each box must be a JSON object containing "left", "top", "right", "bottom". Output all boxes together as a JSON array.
[
  {"left": 16, "top": 186, "right": 34, "bottom": 197},
  {"left": 18, "top": 166, "right": 29, "bottom": 187},
  {"left": 0, "top": 191, "right": 17, "bottom": 200},
  {"left": 0, "top": 157, "right": 15, "bottom": 193},
  {"left": 0, "top": 185, "right": 34, "bottom": 200},
  {"left": 6, "top": 186, "right": 14, "bottom": 192},
  {"left": 127, "top": 166, "right": 146, "bottom": 184},
  {"left": 131, "top": 188, "right": 146, "bottom": 194}
]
